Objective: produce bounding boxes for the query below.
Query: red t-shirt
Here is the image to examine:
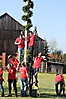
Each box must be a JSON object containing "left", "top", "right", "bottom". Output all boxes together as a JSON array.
[
  {"left": 55, "top": 74, "right": 64, "bottom": 83},
  {"left": 15, "top": 37, "right": 24, "bottom": 48},
  {"left": 28, "top": 35, "right": 35, "bottom": 47},
  {"left": 10, "top": 58, "right": 18, "bottom": 68},
  {"left": 19, "top": 66, "right": 28, "bottom": 79},
  {"left": 7, "top": 67, "right": 16, "bottom": 80},
  {"left": 33, "top": 56, "right": 44, "bottom": 68},
  {"left": 0, "top": 68, "right": 3, "bottom": 81}
]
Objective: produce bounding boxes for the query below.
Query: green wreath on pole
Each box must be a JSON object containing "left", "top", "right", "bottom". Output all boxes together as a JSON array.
[{"left": 22, "top": 0, "right": 34, "bottom": 31}]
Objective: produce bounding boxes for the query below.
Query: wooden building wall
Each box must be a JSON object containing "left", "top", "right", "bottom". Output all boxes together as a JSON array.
[
  {"left": 0, "top": 13, "right": 22, "bottom": 55},
  {"left": 47, "top": 61, "right": 64, "bottom": 73},
  {"left": 51, "top": 65, "right": 63, "bottom": 74},
  {"left": 34, "top": 36, "right": 44, "bottom": 56},
  {"left": 0, "top": 13, "right": 45, "bottom": 57}
]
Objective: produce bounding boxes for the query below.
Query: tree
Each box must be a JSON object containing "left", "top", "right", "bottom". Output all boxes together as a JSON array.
[
  {"left": 61, "top": 53, "right": 66, "bottom": 63},
  {"left": 56, "top": 50, "right": 63, "bottom": 62},
  {"left": 48, "top": 49, "right": 63, "bottom": 62},
  {"left": 48, "top": 39, "right": 63, "bottom": 62},
  {"left": 49, "top": 39, "right": 57, "bottom": 53},
  {"left": 43, "top": 39, "right": 49, "bottom": 56},
  {"left": 22, "top": 0, "right": 34, "bottom": 64},
  {"left": 61, "top": 53, "right": 66, "bottom": 73}
]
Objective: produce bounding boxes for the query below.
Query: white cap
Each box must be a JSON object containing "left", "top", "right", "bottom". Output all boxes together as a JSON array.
[
  {"left": 38, "top": 52, "right": 41, "bottom": 56},
  {"left": 42, "top": 56, "right": 45, "bottom": 59}
]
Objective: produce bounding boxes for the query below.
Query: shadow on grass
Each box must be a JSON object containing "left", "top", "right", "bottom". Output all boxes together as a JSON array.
[
  {"left": 39, "top": 88, "right": 66, "bottom": 98},
  {"left": 3, "top": 86, "right": 21, "bottom": 97},
  {"left": 3, "top": 87, "right": 66, "bottom": 98},
  {"left": 40, "top": 93, "right": 66, "bottom": 98}
]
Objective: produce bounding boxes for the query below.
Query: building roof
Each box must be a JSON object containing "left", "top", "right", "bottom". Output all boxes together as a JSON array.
[
  {"left": 0, "top": 12, "right": 22, "bottom": 27},
  {"left": 47, "top": 61, "right": 65, "bottom": 66},
  {"left": 0, "top": 12, "right": 44, "bottom": 41}
]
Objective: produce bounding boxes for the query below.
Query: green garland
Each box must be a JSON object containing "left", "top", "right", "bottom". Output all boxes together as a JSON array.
[
  {"left": 22, "top": 15, "right": 28, "bottom": 21},
  {"left": 22, "top": 23, "right": 33, "bottom": 30},
  {"left": 22, "top": 1, "right": 34, "bottom": 12},
  {"left": 22, "top": 0, "right": 34, "bottom": 31},
  {"left": 27, "top": 10, "right": 33, "bottom": 17},
  {"left": 23, "top": 0, "right": 27, "bottom": 2},
  {"left": 22, "top": 6, "right": 28, "bottom": 13},
  {"left": 27, "top": 1, "right": 34, "bottom": 9},
  {"left": 22, "top": 11, "right": 33, "bottom": 21}
]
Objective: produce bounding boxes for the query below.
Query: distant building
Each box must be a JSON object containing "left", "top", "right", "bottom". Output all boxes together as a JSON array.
[
  {"left": 47, "top": 61, "right": 65, "bottom": 74},
  {"left": 40, "top": 60, "right": 65, "bottom": 74}
]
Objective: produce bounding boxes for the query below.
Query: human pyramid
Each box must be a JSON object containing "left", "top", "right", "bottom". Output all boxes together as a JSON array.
[{"left": 0, "top": 31, "right": 46, "bottom": 97}]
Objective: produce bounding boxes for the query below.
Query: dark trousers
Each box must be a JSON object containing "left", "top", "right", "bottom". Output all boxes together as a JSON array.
[
  {"left": 34, "top": 68, "right": 39, "bottom": 87},
  {"left": 28, "top": 46, "right": 34, "bottom": 61},
  {"left": 8, "top": 79, "right": 17, "bottom": 96},
  {"left": 0, "top": 81, "right": 4, "bottom": 96},
  {"left": 55, "top": 81, "right": 64, "bottom": 95}
]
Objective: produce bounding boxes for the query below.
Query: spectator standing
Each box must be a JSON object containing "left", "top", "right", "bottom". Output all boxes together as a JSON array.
[
  {"left": 55, "top": 73, "right": 65, "bottom": 96},
  {"left": 6, "top": 63, "right": 18, "bottom": 97},
  {"left": 18, "top": 62, "right": 28, "bottom": 96},
  {"left": 8, "top": 55, "right": 19, "bottom": 81},
  {"left": 15, "top": 33, "right": 25, "bottom": 63},
  {"left": 0, "top": 67, "right": 4, "bottom": 97}
]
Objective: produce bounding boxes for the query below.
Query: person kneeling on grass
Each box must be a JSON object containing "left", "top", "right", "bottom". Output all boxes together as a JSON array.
[{"left": 55, "top": 73, "right": 65, "bottom": 96}]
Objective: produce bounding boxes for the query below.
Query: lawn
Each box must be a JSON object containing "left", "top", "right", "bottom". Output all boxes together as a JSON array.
[{"left": 0, "top": 71, "right": 66, "bottom": 99}]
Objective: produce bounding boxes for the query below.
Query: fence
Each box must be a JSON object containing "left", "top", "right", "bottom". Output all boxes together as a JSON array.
[{"left": 0, "top": 52, "right": 6, "bottom": 67}]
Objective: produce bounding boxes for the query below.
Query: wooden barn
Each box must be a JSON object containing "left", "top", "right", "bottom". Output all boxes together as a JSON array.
[
  {"left": 34, "top": 36, "right": 44, "bottom": 56},
  {"left": 0, "top": 13, "right": 22, "bottom": 56},
  {"left": 40, "top": 61, "right": 65, "bottom": 74},
  {"left": 47, "top": 61, "right": 64, "bottom": 73},
  {"left": 0, "top": 13, "right": 44, "bottom": 59}
]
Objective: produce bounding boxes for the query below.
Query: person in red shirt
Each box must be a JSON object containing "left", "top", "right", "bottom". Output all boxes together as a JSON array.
[
  {"left": 18, "top": 62, "right": 28, "bottom": 96},
  {"left": 28, "top": 31, "right": 36, "bottom": 62},
  {"left": 8, "top": 55, "right": 19, "bottom": 68},
  {"left": 8, "top": 55, "right": 19, "bottom": 81},
  {"left": 15, "top": 32, "right": 25, "bottom": 63},
  {"left": 33, "top": 52, "right": 45, "bottom": 86},
  {"left": 0, "top": 67, "right": 4, "bottom": 97},
  {"left": 55, "top": 73, "right": 65, "bottom": 96},
  {"left": 6, "top": 63, "right": 18, "bottom": 97}
]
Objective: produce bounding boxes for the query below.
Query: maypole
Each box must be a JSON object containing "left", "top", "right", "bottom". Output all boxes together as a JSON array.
[{"left": 22, "top": 0, "right": 34, "bottom": 64}]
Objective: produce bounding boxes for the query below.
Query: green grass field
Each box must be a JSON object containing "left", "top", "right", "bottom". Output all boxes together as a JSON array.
[{"left": 0, "top": 71, "right": 66, "bottom": 99}]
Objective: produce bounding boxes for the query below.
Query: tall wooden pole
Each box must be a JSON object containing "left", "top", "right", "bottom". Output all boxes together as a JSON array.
[
  {"left": 24, "top": 30, "right": 27, "bottom": 64},
  {"left": 24, "top": 1, "right": 28, "bottom": 64}
]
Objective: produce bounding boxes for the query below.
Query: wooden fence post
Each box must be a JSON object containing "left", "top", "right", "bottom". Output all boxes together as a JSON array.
[
  {"left": 45, "top": 62, "right": 48, "bottom": 73},
  {"left": 2, "top": 52, "right": 6, "bottom": 67}
]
